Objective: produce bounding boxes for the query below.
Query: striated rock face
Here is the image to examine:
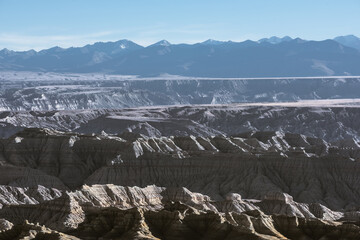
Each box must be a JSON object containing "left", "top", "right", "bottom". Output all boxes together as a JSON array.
[
  {"left": 0, "top": 129, "right": 358, "bottom": 238},
  {"left": 0, "top": 194, "right": 85, "bottom": 232},
  {"left": 0, "top": 185, "right": 62, "bottom": 208},
  {"left": 2, "top": 102, "right": 360, "bottom": 141},
  {"left": 262, "top": 192, "right": 294, "bottom": 204},
  {"left": 0, "top": 185, "right": 359, "bottom": 239},
  {"left": 0, "top": 128, "right": 359, "bottom": 209}
]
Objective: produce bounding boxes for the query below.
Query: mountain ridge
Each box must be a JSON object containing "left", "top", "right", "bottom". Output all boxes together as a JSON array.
[
  {"left": 2, "top": 35, "right": 359, "bottom": 53},
  {"left": 1, "top": 35, "right": 360, "bottom": 77}
]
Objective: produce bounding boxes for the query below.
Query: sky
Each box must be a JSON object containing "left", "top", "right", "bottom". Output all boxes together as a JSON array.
[{"left": 0, "top": 0, "right": 359, "bottom": 51}]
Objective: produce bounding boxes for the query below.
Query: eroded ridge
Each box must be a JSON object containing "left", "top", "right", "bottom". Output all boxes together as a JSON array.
[{"left": 0, "top": 129, "right": 359, "bottom": 239}]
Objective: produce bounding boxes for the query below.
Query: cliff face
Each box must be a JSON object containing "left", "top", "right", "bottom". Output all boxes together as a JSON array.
[{"left": 0, "top": 129, "right": 359, "bottom": 239}]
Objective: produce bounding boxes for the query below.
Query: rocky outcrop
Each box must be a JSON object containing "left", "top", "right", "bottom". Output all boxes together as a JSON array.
[
  {"left": 0, "top": 184, "right": 358, "bottom": 239},
  {"left": 70, "top": 184, "right": 164, "bottom": 210},
  {"left": 0, "top": 219, "right": 13, "bottom": 231},
  {"left": 272, "top": 215, "right": 360, "bottom": 240},
  {"left": 0, "top": 129, "right": 358, "bottom": 238},
  {"left": 0, "top": 185, "right": 61, "bottom": 208},
  {"left": 0, "top": 194, "right": 84, "bottom": 232},
  {"left": 0, "top": 220, "right": 80, "bottom": 240}
]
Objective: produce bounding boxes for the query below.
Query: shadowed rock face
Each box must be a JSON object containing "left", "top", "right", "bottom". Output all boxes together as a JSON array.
[
  {"left": 0, "top": 128, "right": 359, "bottom": 209},
  {"left": 0, "top": 129, "right": 358, "bottom": 238}
]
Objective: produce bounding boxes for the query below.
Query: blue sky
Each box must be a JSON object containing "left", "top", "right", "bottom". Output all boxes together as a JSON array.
[{"left": 0, "top": 0, "right": 359, "bottom": 50}]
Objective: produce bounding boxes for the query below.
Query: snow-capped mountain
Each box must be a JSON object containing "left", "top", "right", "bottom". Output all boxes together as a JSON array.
[
  {"left": 1, "top": 36, "right": 360, "bottom": 77},
  {"left": 150, "top": 40, "right": 172, "bottom": 47},
  {"left": 200, "top": 39, "right": 227, "bottom": 45}
]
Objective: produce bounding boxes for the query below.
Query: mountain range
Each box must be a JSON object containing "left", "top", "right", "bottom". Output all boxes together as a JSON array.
[{"left": 0, "top": 35, "right": 360, "bottom": 77}]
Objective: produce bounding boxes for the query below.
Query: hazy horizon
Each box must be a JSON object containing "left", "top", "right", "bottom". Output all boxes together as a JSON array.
[
  {"left": 1, "top": 0, "right": 359, "bottom": 51},
  {"left": 1, "top": 35, "right": 359, "bottom": 52}
]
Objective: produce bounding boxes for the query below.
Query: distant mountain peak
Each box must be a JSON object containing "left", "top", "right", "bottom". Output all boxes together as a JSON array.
[
  {"left": 116, "top": 39, "right": 133, "bottom": 42},
  {"left": 335, "top": 35, "right": 359, "bottom": 40},
  {"left": 201, "top": 39, "right": 225, "bottom": 45},
  {"left": 0, "top": 48, "right": 11, "bottom": 53},
  {"left": 292, "top": 37, "right": 306, "bottom": 43},
  {"left": 39, "top": 46, "right": 65, "bottom": 54},
  {"left": 50, "top": 46, "right": 64, "bottom": 50},
  {"left": 0, "top": 48, "right": 14, "bottom": 57},
  {"left": 259, "top": 36, "right": 293, "bottom": 44},
  {"left": 115, "top": 39, "right": 136, "bottom": 45},
  {"left": 333, "top": 35, "right": 360, "bottom": 51},
  {"left": 115, "top": 39, "right": 136, "bottom": 49},
  {"left": 152, "top": 40, "right": 171, "bottom": 47}
]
